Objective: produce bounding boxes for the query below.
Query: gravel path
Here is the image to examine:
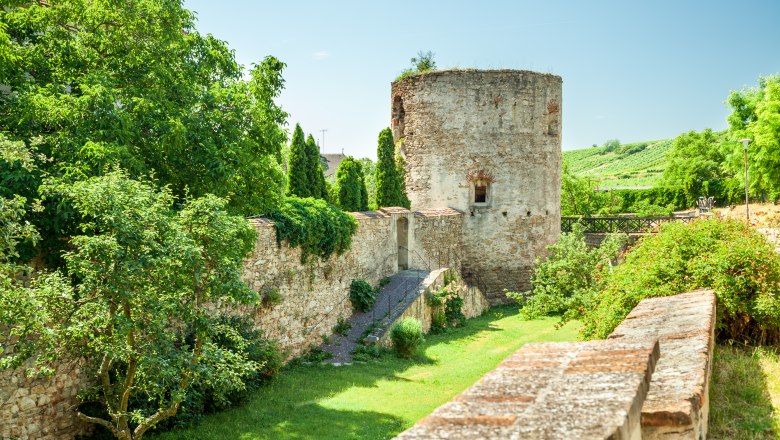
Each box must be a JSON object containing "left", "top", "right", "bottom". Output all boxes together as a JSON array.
[{"left": 321, "top": 270, "right": 430, "bottom": 364}]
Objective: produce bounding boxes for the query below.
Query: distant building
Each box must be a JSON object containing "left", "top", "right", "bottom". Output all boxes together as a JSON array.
[{"left": 320, "top": 153, "right": 346, "bottom": 178}]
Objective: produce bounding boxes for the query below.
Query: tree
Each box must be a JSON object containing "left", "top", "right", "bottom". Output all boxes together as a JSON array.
[
  {"left": 660, "top": 129, "right": 727, "bottom": 206},
  {"left": 560, "top": 161, "right": 621, "bottom": 216},
  {"left": 1, "top": 171, "right": 260, "bottom": 439},
  {"left": 410, "top": 50, "right": 436, "bottom": 73},
  {"left": 724, "top": 75, "right": 780, "bottom": 201},
  {"left": 335, "top": 156, "right": 369, "bottom": 211},
  {"left": 306, "top": 134, "right": 327, "bottom": 200},
  {"left": 287, "top": 124, "right": 310, "bottom": 198},
  {"left": 375, "top": 128, "right": 410, "bottom": 208},
  {"left": 0, "top": 0, "right": 287, "bottom": 259},
  {"left": 358, "top": 158, "right": 378, "bottom": 210}
]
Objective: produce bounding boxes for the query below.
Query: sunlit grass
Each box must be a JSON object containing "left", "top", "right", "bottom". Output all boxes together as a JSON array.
[
  {"left": 151, "top": 307, "right": 579, "bottom": 440},
  {"left": 710, "top": 344, "right": 780, "bottom": 439}
]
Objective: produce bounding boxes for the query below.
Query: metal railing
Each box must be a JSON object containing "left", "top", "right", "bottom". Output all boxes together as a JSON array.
[{"left": 561, "top": 216, "right": 697, "bottom": 234}]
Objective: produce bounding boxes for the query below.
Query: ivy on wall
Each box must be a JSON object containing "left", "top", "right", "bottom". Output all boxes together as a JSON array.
[{"left": 270, "top": 197, "right": 358, "bottom": 263}]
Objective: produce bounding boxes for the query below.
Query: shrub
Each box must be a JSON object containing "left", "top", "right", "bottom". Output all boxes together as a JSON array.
[
  {"left": 508, "top": 223, "right": 625, "bottom": 324},
  {"left": 270, "top": 196, "right": 358, "bottom": 263},
  {"left": 334, "top": 316, "right": 351, "bottom": 336},
  {"left": 428, "top": 273, "right": 467, "bottom": 329},
  {"left": 351, "top": 345, "right": 390, "bottom": 362},
  {"left": 350, "top": 279, "right": 376, "bottom": 312},
  {"left": 582, "top": 218, "right": 780, "bottom": 344},
  {"left": 390, "top": 317, "right": 424, "bottom": 358}
]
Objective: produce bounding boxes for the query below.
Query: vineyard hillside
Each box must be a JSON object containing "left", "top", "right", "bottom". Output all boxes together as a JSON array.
[{"left": 563, "top": 138, "right": 673, "bottom": 189}]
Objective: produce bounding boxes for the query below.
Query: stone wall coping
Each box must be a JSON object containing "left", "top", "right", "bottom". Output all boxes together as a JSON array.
[
  {"left": 608, "top": 289, "right": 716, "bottom": 436},
  {"left": 396, "top": 338, "right": 660, "bottom": 440},
  {"left": 247, "top": 207, "right": 465, "bottom": 227},
  {"left": 413, "top": 208, "right": 463, "bottom": 218}
]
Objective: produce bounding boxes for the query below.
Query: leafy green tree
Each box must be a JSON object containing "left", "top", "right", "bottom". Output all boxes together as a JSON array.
[
  {"left": 375, "top": 128, "right": 410, "bottom": 208},
  {"left": 1, "top": 171, "right": 260, "bottom": 439},
  {"left": 287, "top": 124, "right": 310, "bottom": 198},
  {"left": 602, "top": 139, "right": 621, "bottom": 153},
  {"left": 306, "top": 134, "right": 327, "bottom": 200},
  {"left": 397, "top": 50, "right": 437, "bottom": 80},
  {"left": 0, "top": 0, "right": 287, "bottom": 258},
  {"left": 724, "top": 75, "right": 780, "bottom": 201},
  {"left": 660, "top": 129, "right": 727, "bottom": 206},
  {"left": 560, "top": 161, "right": 621, "bottom": 216},
  {"left": 335, "top": 156, "right": 369, "bottom": 211},
  {"left": 358, "top": 158, "right": 378, "bottom": 210}
]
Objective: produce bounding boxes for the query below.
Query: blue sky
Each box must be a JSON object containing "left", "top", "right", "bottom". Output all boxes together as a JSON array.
[{"left": 184, "top": 0, "right": 780, "bottom": 158}]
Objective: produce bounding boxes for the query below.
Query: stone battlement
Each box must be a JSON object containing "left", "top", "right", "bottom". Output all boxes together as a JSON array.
[{"left": 396, "top": 290, "right": 717, "bottom": 440}]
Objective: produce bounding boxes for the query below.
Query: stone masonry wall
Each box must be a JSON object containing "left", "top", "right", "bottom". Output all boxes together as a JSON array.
[
  {"left": 240, "top": 208, "right": 465, "bottom": 359},
  {"left": 392, "top": 70, "right": 562, "bottom": 304},
  {"left": 0, "top": 359, "right": 90, "bottom": 440}
]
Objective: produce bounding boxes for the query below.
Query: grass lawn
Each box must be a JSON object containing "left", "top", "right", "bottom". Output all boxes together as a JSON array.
[
  {"left": 710, "top": 344, "right": 780, "bottom": 439},
  {"left": 152, "top": 307, "right": 579, "bottom": 440}
]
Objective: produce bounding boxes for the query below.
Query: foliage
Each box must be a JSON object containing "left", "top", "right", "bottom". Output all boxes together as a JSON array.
[
  {"left": 375, "top": 128, "right": 410, "bottom": 208},
  {"left": 427, "top": 275, "right": 466, "bottom": 329},
  {"left": 602, "top": 139, "right": 621, "bottom": 153},
  {"left": 334, "top": 316, "right": 352, "bottom": 336},
  {"left": 560, "top": 161, "right": 622, "bottom": 216},
  {"left": 269, "top": 197, "right": 358, "bottom": 263},
  {"left": 725, "top": 75, "right": 780, "bottom": 202},
  {"left": 581, "top": 219, "right": 780, "bottom": 344},
  {"left": 350, "top": 345, "right": 390, "bottom": 362},
  {"left": 147, "top": 315, "right": 282, "bottom": 431},
  {"left": 0, "top": 1, "right": 287, "bottom": 261},
  {"left": 661, "top": 129, "right": 729, "bottom": 207},
  {"left": 390, "top": 317, "right": 424, "bottom": 358},
  {"left": 335, "top": 156, "right": 369, "bottom": 212},
  {"left": 396, "top": 50, "right": 437, "bottom": 80},
  {"left": 349, "top": 279, "right": 376, "bottom": 312},
  {"left": 358, "top": 158, "right": 378, "bottom": 210},
  {"left": 262, "top": 288, "right": 283, "bottom": 307},
  {"left": 1, "top": 171, "right": 260, "bottom": 439},
  {"left": 507, "top": 223, "right": 625, "bottom": 324},
  {"left": 287, "top": 124, "right": 310, "bottom": 198},
  {"left": 306, "top": 134, "right": 327, "bottom": 201}
]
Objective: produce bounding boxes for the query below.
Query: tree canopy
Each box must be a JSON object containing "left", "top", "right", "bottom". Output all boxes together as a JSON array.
[
  {"left": 660, "top": 129, "right": 728, "bottom": 206},
  {"left": 0, "top": 0, "right": 287, "bottom": 258}
]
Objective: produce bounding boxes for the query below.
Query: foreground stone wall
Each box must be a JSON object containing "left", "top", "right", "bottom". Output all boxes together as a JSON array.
[
  {"left": 392, "top": 70, "right": 562, "bottom": 304},
  {"left": 397, "top": 290, "right": 716, "bottom": 440},
  {"left": 0, "top": 359, "right": 90, "bottom": 440}
]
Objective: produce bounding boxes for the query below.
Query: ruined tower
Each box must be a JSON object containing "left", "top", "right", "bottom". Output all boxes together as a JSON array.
[{"left": 391, "top": 70, "right": 562, "bottom": 304}]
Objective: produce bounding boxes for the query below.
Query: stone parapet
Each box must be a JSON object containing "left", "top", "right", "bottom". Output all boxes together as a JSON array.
[
  {"left": 396, "top": 338, "right": 660, "bottom": 440},
  {"left": 609, "top": 289, "right": 717, "bottom": 440}
]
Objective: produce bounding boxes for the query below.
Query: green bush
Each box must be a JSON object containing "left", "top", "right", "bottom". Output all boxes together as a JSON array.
[
  {"left": 508, "top": 224, "right": 624, "bottom": 324},
  {"left": 350, "top": 279, "right": 376, "bottom": 312},
  {"left": 582, "top": 218, "right": 780, "bottom": 343},
  {"left": 270, "top": 196, "right": 358, "bottom": 263},
  {"left": 390, "top": 317, "right": 424, "bottom": 358}
]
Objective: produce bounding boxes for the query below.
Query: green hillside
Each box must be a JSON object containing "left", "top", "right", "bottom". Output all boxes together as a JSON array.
[{"left": 563, "top": 138, "right": 673, "bottom": 189}]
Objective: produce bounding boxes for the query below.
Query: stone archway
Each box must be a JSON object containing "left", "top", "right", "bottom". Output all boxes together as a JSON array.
[{"left": 397, "top": 217, "right": 409, "bottom": 270}]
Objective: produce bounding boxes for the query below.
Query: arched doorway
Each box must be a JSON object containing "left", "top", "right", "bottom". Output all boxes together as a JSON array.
[{"left": 397, "top": 217, "right": 409, "bottom": 270}]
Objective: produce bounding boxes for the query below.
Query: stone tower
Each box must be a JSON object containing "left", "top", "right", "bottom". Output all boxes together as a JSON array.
[{"left": 391, "top": 70, "right": 562, "bottom": 304}]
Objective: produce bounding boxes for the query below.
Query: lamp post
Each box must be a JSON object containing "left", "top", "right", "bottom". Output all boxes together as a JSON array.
[{"left": 739, "top": 138, "right": 752, "bottom": 222}]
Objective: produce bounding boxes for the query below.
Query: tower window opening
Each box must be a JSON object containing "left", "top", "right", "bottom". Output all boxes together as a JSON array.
[{"left": 474, "top": 185, "right": 487, "bottom": 203}]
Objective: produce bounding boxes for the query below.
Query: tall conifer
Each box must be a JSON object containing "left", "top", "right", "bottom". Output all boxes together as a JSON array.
[
  {"left": 287, "top": 124, "right": 310, "bottom": 198},
  {"left": 306, "top": 134, "right": 327, "bottom": 200},
  {"left": 375, "top": 128, "right": 410, "bottom": 208},
  {"left": 336, "top": 157, "right": 369, "bottom": 211}
]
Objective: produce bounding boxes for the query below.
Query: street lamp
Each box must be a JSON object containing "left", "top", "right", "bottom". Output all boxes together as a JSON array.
[{"left": 739, "top": 138, "right": 752, "bottom": 222}]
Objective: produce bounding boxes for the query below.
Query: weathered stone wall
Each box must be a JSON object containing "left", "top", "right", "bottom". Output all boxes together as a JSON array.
[
  {"left": 240, "top": 208, "right": 466, "bottom": 358},
  {"left": 378, "top": 268, "right": 489, "bottom": 346},
  {"left": 396, "top": 290, "right": 716, "bottom": 440},
  {"left": 0, "top": 359, "right": 90, "bottom": 440},
  {"left": 392, "top": 70, "right": 562, "bottom": 304}
]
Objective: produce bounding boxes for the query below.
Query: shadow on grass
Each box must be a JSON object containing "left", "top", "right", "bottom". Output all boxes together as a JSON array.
[
  {"left": 150, "top": 306, "right": 518, "bottom": 440},
  {"left": 710, "top": 344, "right": 778, "bottom": 439}
]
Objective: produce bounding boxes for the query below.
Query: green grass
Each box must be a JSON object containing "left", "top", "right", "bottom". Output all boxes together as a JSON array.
[
  {"left": 151, "top": 307, "right": 580, "bottom": 440},
  {"left": 563, "top": 138, "right": 672, "bottom": 189},
  {"left": 710, "top": 344, "right": 780, "bottom": 439}
]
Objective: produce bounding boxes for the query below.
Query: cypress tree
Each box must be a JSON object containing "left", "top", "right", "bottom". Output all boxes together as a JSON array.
[
  {"left": 306, "top": 134, "right": 327, "bottom": 200},
  {"left": 287, "top": 124, "right": 310, "bottom": 198},
  {"left": 375, "top": 128, "right": 410, "bottom": 208},
  {"left": 336, "top": 156, "right": 369, "bottom": 211}
]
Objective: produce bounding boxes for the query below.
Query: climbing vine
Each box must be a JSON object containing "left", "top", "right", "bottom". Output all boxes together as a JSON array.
[{"left": 269, "top": 197, "right": 358, "bottom": 263}]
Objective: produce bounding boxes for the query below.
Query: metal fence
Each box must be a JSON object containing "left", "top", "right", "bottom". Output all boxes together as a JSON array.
[{"left": 561, "top": 216, "right": 697, "bottom": 234}]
